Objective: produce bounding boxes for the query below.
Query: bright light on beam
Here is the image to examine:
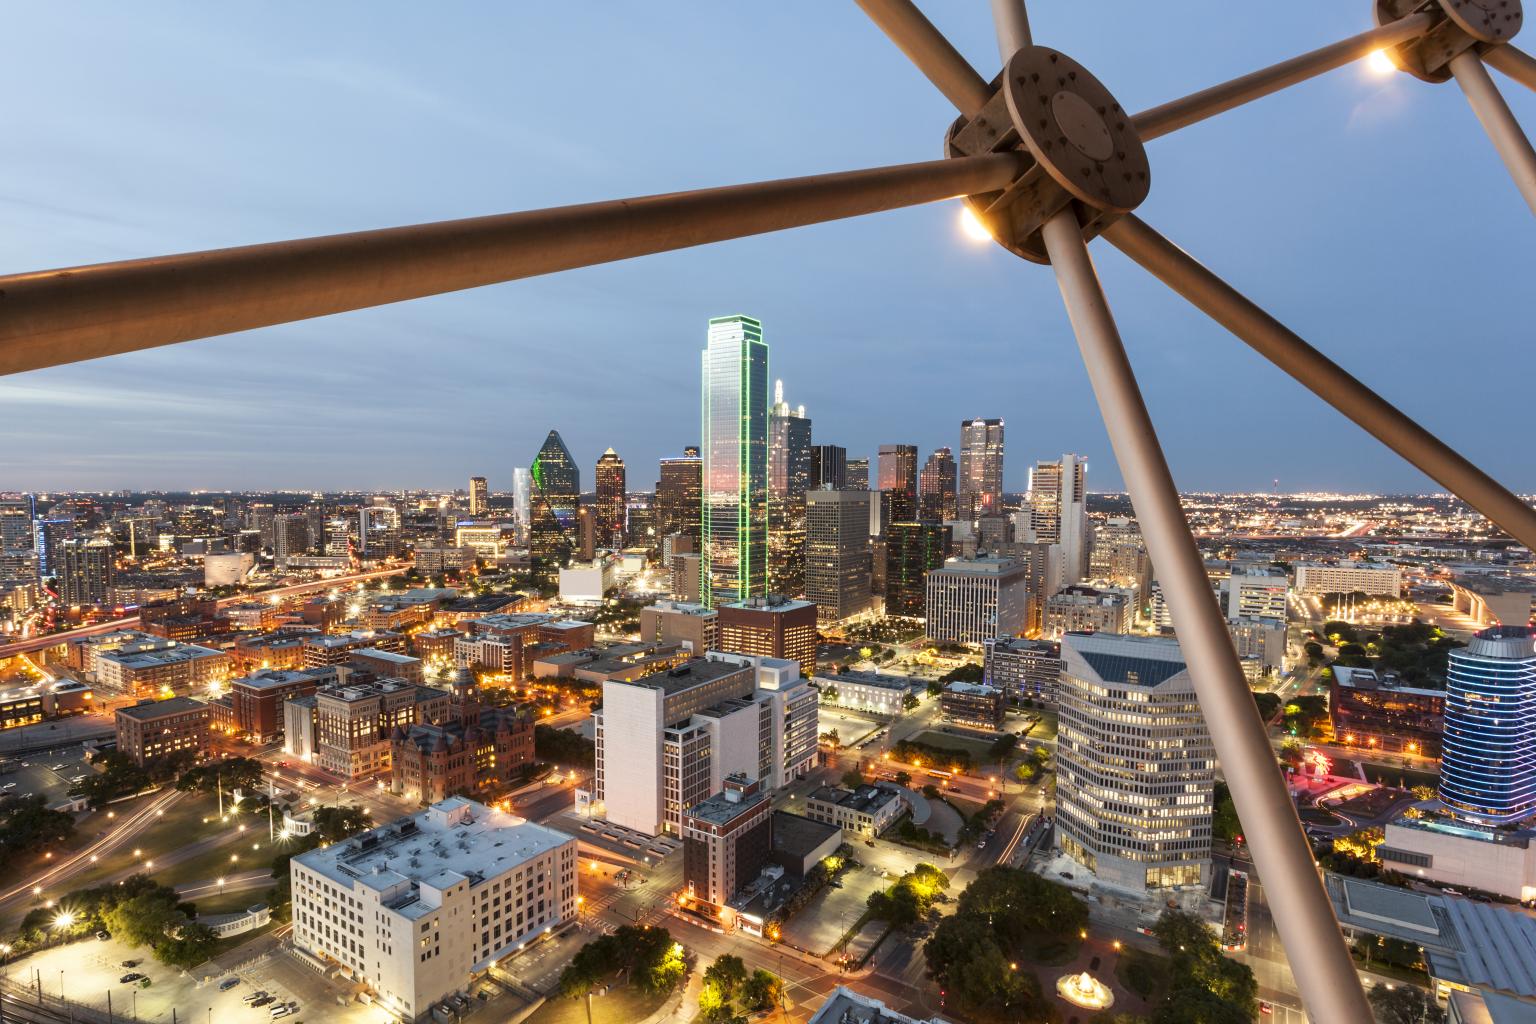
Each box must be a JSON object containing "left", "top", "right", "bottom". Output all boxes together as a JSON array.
[
  {"left": 1366, "top": 49, "right": 1396, "bottom": 75},
  {"left": 958, "top": 206, "right": 992, "bottom": 242}
]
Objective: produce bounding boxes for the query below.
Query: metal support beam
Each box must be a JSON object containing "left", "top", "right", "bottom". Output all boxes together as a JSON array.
[
  {"left": 0, "top": 153, "right": 1024, "bottom": 377},
  {"left": 1039, "top": 209, "right": 1373, "bottom": 1024},
  {"left": 1134, "top": 14, "right": 1435, "bottom": 141},
  {"left": 1449, "top": 50, "right": 1536, "bottom": 215},
  {"left": 1485, "top": 43, "right": 1536, "bottom": 93},
  {"left": 989, "top": 0, "right": 1033, "bottom": 61},
  {"left": 1102, "top": 213, "right": 1536, "bottom": 551},
  {"left": 854, "top": 0, "right": 992, "bottom": 116}
]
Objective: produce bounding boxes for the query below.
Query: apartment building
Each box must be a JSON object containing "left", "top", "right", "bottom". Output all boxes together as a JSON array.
[{"left": 114, "top": 696, "right": 210, "bottom": 768}]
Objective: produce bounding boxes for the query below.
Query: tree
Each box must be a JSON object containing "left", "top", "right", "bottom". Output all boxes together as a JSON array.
[
  {"left": 986, "top": 733, "right": 1018, "bottom": 764},
  {"left": 534, "top": 724, "right": 596, "bottom": 767},
  {"left": 901, "top": 692, "right": 920, "bottom": 711},
  {"left": 1252, "top": 691, "right": 1281, "bottom": 722},
  {"left": 925, "top": 679, "right": 944, "bottom": 698},
  {"left": 700, "top": 954, "right": 748, "bottom": 1019},
  {"left": 840, "top": 768, "right": 866, "bottom": 789},
  {"left": 1211, "top": 782, "right": 1241, "bottom": 843},
  {"left": 310, "top": 805, "right": 371, "bottom": 843},
  {"left": 154, "top": 923, "right": 218, "bottom": 969},
  {"left": 1368, "top": 984, "right": 1445, "bottom": 1024},
  {"left": 103, "top": 890, "right": 182, "bottom": 947},
  {"left": 741, "top": 970, "right": 783, "bottom": 1012},
  {"left": 820, "top": 685, "right": 839, "bottom": 704},
  {"left": 1149, "top": 910, "right": 1257, "bottom": 1022},
  {"left": 0, "top": 793, "right": 76, "bottom": 858},
  {"left": 71, "top": 752, "right": 150, "bottom": 807},
  {"left": 893, "top": 770, "right": 911, "bottom": 787},
  {"left": 176, "top": 757, "right": 263, "bottom": 794}
]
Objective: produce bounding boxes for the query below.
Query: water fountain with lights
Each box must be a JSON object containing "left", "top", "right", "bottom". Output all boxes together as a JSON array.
[{"left": 1056, "top": 969, "right": 1114, "bottom": 1011}]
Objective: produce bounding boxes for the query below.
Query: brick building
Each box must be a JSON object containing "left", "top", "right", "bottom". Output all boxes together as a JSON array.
[{"left": 115, "top": 696, "right": 210, "bottom": 768}]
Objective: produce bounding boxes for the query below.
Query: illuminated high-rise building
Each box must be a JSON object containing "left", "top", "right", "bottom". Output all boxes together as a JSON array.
[
  {"left": 809, "top": 445, "right": 847, "bottom": 491},
  {"left": 657, "top": 447, "right": 703, "bottom": 545},
  {"left": 511, "top": 467, "right": 531, "bottom": 541},
  {"left": 1440, "top": 625, "right": 1536, "bottom": 824},
  {"left": 1055, "top": 632, "right": 1214, "bottom": 892},
  {"left": 805, "top": 489, "right": 871, "bottom": 623},
  {"left": 701, "top": 315, "right": 769, "bottom": 608},
  {"left": 59, "top": 536, "right": 114, "bottom": 607},
  {"left": 594, "top": 448, "right": 627, "bottom": 548},
  {"left": 530, "top": 430, "right": 580, "bottom": 577},
  {"left": 958, "top": 418, "right": 1005, "bottom": 521},
  {"left": 468, "top": 476, "right": 489, "bottom": 517},
  {"left": 845, "top": 458, "right": 869, "bottom": 490},
  {"left": 1027, "top": 454, "right": 1088, "bottom": 585},
  {"left": 35, "top": 518, "right": 74, "bottom": 577},
  {"left": 884, "top": 521, "right": 949, "bottom": 619},
  {"left": 919, "top": 447, "right": 958, "bottom": 523},
  {"left": 877, "top": 444, "right": 918, "bottom": 526},
  {"left": 769, "top": 381, "right": 812, "bottom": 598}
]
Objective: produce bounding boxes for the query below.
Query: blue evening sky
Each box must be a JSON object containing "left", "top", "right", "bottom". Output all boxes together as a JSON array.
[{"left": 2, "top": 4, "right": 1532, "bottom": 494}]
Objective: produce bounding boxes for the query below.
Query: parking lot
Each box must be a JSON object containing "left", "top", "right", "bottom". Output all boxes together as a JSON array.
[
  {"left": 1, "top": 743, "right": 94, "bottom": 804},
  {"left": 778, "top": 862, "right": 887, "bottom": 957}
]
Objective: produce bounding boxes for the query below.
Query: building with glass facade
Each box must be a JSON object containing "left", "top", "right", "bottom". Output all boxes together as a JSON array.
[
  {"left": 876, "top": 444, "right": 918, "bottom": 525},
  {"left": 594, "top": 447, "right": 627, "bottom": 548},
  {"left": 1055, "top": 632, "right": 1214, "bottom": 892},
  {"left": 804, "top": 489, "right": 872, "bottom": 623},
  {"left": 701, "top": 315, "right": 768, "bottom": 608},
  {"left": 657, "top": 447, "right": 702, "bottom": 547},
  {"left": 529, "top": 429, "right": 579, "bottom": 576},
  {"left": 919, "top": 446, "right": 957, "bottom": 523},
  {"left": 884, "top": 521, "right": 950, "bottom": 619},
  {"left": 768, "top": 381, "right": 812, "bottom": 598},
  {"left": 1440, "top": 625, "right": 1536, "bottom": 824},
  {"left": 958, "top": 418, "right": 1004, "bottom": 521}
]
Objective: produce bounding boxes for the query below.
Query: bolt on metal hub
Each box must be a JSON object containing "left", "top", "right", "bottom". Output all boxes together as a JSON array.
[
  {"left": 946, "top": 45, "right": 1149, "bottom": 263},
  {"left": 1375, "top": 0, "right": 1523, "bottom": 81}
]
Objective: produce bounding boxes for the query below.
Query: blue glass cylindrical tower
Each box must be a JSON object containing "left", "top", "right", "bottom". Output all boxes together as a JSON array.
[{"left": 1439, "top": 625, "right": 1536, "bottom": 824}]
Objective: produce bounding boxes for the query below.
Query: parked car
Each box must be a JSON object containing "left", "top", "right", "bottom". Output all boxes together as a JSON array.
[
  {"left": 270, "top": 1005, "right": 291, "bottom": 1019},
  {"left": 242, "top": 992, "right": 268, "bottom": 1004},
  {"left": 120, "top": 960, "right": 140, "bottom": 969},
  {"left": 96, "top": 930, "right": 111, "bottom": 941},
  {"left": 120, "top": 973, "right": 144, "bottom": 984},
  {"left": 219, "top": 978, "right": 241, "bottom": 991},
  {"left": 251, "top": 996, "right": 274, "bottom": 1008}
]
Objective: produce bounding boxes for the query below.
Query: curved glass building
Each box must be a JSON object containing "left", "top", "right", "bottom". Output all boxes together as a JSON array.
[{"left": 1440, "top": 625, "right": 1536, "bottom": 824}]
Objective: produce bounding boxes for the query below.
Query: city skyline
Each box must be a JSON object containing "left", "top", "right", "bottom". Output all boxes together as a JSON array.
[{"left": 3, "top": 6, "right": 1534, "bottom": 494}]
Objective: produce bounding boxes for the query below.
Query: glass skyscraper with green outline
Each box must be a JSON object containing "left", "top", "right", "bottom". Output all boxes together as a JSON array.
[{"left": 701, "top": 315, "right": 769, "bottom": 608}]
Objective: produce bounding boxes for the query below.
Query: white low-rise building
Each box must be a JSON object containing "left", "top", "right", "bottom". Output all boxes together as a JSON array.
[
  {"left": 558, "top": 557, "right": 617, "bottom": 605},
  {"left": 289, "top": 798, "right": 576, "bottom": 1021},
  {"left": 813, "top": 671, "right": 912, "bottom": 716},
  {"left": 1293, "top": 560, "right": 1402, "bottom": 597}
]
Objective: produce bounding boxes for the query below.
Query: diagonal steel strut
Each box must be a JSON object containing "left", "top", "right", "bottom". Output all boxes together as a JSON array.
[
  {"left": 1485, "top": 43, "right": 1536, "bottom": 92},
  {"left": 1102, "top": 213, "right": 1536, "bottom": 550},
  {"left": 1042, "top": 210, "right": 1374, "bottom": 1024},
  {"left": 1133, "top": 14, "right": 1436, "bottom": 141},
  {"left": 1449, "top": 50, "right": 1536, "bottom": 215},
  {"left": 855, "top": 0, "right": 991, "bottom": 116},
  {"left": 0, "top": 153, "right": 1023, "bottom": 377}
]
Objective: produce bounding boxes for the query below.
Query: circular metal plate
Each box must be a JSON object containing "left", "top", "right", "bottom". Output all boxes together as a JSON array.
[
  {"left": 1003, "top": 46, "right": 1149, "bottom": 214},
  {"left": 1442, "top": 0, "right": 1523, "bottom": 43}
]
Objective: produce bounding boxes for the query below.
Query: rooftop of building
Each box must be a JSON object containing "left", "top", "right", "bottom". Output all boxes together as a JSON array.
[
  {"left": 543, "top": 619, "right": 594, "bottom": 632},
  {"left": 470, "top": 613, "right": 556, "bottom": 631},
  {"left": 808, "top": 783, "right": 902, "bottom": 816},
  {"left": 1451, "top": 573, "right": 1536, "bottom": 596},
  {"left": 1332, "top": 666, "right": 1445, "bottom": 697},
  {"left": 1063, "top": 632, "right": 1188, "bottom": 689},
  {"left": 349, "top": 648, "right": 419, "bottom": 664},
  {"left": 99, "top": 642, "right": 224, "bottom": 669},
  {"left": 771, "top": 810, "right": 841, "bottom": 860},
  {"left": 621, "top": 657, "right": 752, "bottom": 696},
  {"left": 316, "top": 678, "right": 443, "bottom": 703},
  {"left": 303, "top": 630, "right": 401, "bottom": 649},
  {"left": 683, "top": 782, "right": 769, "bottom": 827},
  {"left": 807, "top": 986, "right": 948, "bottom": 1024},
  {"left": 292, "top": 798, "right": 570, "bottom": 919},
  {"left": 1048, "top": 585, "right": 1132, "bottom": 605},
  {"left": 719, "top": 595, "right": 816, "bottom": 614},
  {"left": 231, "top": 668, "right": 330, "bottom": 691},
  {"left": 931, "top": 557, "right": 1025, "bottom": 576},
  {"left": 813, "top": 670, "right": 912, "bottom": 691},
  {"left": 116, "top": 695, "right": 208, "bottom": 720},
  {"left": 1295, "top": 559, "right": 1399, "bottom": 570},
  {"left": 1390, "top": 815, "right": 1533, "bottom": 848},
  {"left": 1326, "top": 874, "right": 1536, "bottom": 1001},
  {"left": 987, "top": 636, "right": 1061, "bottom": 656},
  {"left": 1466, "top": 626, "right": 1536, "bottom": 660},
  {"left": 646, "top": 600, "right": 715, "bottom": 618},
  {"left": 942, "top": 680, "right": 1001, "bottom": 698}
]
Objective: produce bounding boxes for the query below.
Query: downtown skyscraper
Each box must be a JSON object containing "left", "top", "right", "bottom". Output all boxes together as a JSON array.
[
  {"left": 530, "top": 430, "right": 580, "bottom": 576},
  {"left": 702, "top": 315, "right": 768, "bottom": 608},
  {"left": 1028, "top": 454, "right": 1088, "bottom": 585},
  {"left": 877, "top": 444, "right": 918, "bottom": 526},
  {"left": 958, "top": 418, "right": 1005, "bottom": 521},
  {"left": 656, "top": 446, "right": 702, "bottom": 547},
  {"left": 468, "top": 476, "right": 489, "bottom": 517},
  {"left": 919, "top": 447, "right": 958, "bottom": 523},
  {"left": 594, "top": 448, "right": 627, "bottom": 548},
  {"left": 805, "top": 489, "right": 871, "bottom": 623},
  {"left": 768, "top": 380, "right": 812, "bottom": 598}
]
